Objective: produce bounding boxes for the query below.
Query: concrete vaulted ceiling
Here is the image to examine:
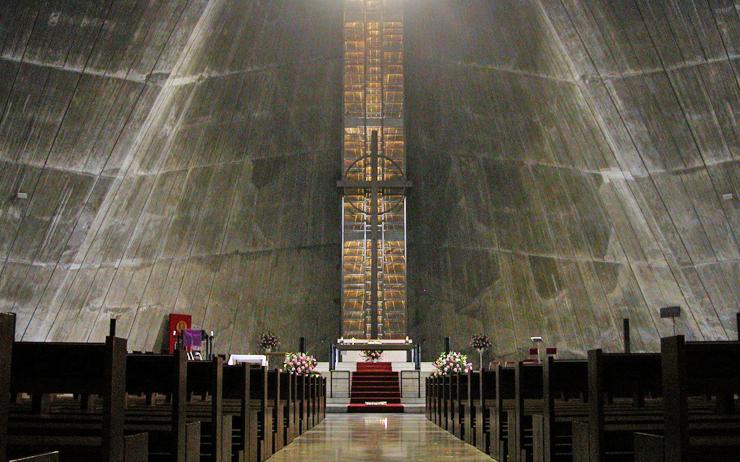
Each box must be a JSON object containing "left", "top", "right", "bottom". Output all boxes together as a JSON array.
[{"left": 0, "top": 0, "right": 737, "bottom": 360}]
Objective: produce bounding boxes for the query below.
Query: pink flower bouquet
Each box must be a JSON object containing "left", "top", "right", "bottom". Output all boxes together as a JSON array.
[
  {"left": 432, "top": 351, "right": 473, "bottom": 376},
  {"left": 283, "top": 352, "right": 317, "bottom": 376}
]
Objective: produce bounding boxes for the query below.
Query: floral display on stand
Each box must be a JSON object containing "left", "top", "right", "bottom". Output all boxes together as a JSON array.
[
  {"left": 470, "top": 334, "right": 492, "bottom": 351},
  {"left": 432, "top": 351, "right": 473, "bottom": 376},
  {"left": 362, "top": 349, "right": 382, "bottom": 362},
  {"left": 471, "top": 334, "right": 492, "bottom": 370},
  {"left": 283, "top": 352, "right": 318, "bottom": 376},
  {"left": 258, "top": 332, "right": 280, "bottom": 352}
]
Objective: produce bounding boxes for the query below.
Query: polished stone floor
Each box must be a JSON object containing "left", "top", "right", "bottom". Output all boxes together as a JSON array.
[{"left": 269, "top": 414, "right": 494, "bottom": 461}]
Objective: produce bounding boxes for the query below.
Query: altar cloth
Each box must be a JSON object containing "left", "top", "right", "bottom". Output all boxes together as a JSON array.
[{"left": 228, "top": 354, "right": 268, "bottom": 366}]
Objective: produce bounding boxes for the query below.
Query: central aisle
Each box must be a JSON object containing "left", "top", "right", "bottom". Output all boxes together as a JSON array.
[{"left": 268, "top": 414, "right": 494, "bottom": 461}]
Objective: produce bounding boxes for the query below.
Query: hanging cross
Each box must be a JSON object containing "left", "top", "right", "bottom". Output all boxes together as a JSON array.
[{"left": 338, "top": 130, "right": 411, "bottom": 338}]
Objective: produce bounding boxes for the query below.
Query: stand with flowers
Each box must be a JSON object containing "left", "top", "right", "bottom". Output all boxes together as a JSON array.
[
  {"left": 258, "top": 332, "right": 280, "bottom": 353},
  {"left": 471, "top": 334, "right": 492, "bottom": 371}
]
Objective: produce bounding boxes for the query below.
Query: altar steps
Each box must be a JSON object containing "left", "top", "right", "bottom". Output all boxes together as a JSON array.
[{"left": 347, "top": 362, "right": 404, "bottom": 413}]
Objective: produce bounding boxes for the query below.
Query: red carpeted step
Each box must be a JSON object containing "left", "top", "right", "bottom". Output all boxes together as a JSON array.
[
  {"left": 347, "top": 362, "right": 404, "bottom": 413},
  {"left": 352, "top": 371, "right": 398, "bottom": 375},
  {"left": 351, "top": 387, "right": 400, "bottom": 392},
  {"left": 349, "top": 398, "right": 401, "bottom": 404}
]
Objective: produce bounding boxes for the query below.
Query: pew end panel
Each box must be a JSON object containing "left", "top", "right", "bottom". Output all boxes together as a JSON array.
[
  {"left": 634, "top": 432, "right": 664, "bottom": 462},
  {"left": 9, "top": 452, "right": 60, "bottom": 462}
]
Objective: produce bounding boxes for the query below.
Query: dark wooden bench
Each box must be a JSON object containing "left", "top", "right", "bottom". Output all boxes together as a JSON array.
[
  {"left": 1, "top": 313, "right": 13, "bottom": 462},
  {"left": 446, "top": 372, "right": 458, "bottom": 434},
  {"left": 452, "top": 373, "right": 469, "bottom": 440},
  {"left": 0, "top": 314, "right": 58, "bottom": 462},
  {"left": 425, "top": 376, "right": 432, "bottom": 421},
  {"left": 294, "top": 375, "right": 307, "bottom": 435},
  {"left": 279, "top": 371, "right": 296, "bottom": 446},
  {"left": 428, "top": 375, "right": 439, "bottom": 427},
  {"left": 462, "top": 371, "right": 479, "bottom": 447},
  {"left": 572, "top": 350, "right": 663, "bottom": 462},
  {"left": 532, "top": 358, "right": 588, "bottom": 462},
  {"left": 124, "top": 351, "right": 199, "bottom": 462},
  {"left": 295, "top": 375, "right": 314, "bottom": 434},
  {"left": 477, "top": 370, "right": 496, "bottom": 454},
  {"left": 512, "top": 362, "right": 544, "bottom": 462},
  {"left": 318, "top": 376, "right": 327, "bottom": 422},
  {"left": 573, "top": 349, "right": 727, "bottom": 461},
  {"left": 634, "top": 336, "right": 740, "bottom": 462},
  {"left": 492, "top": 364, "right": 516, "bottom": 461},
  {"left": 267, "top": 369, "right": 284, "bottom": 456},
  {"left": 7, "top": 333, "right": 147, "bottom": 462},
  {"left": 222, "top": 363, "right": 264, "bottom": 462},
  {"left": 309, "top": 375, "right": 322, "bottom": 428},
  {"left": 183, "top": 357, "right": 228, "bottom": 462}
]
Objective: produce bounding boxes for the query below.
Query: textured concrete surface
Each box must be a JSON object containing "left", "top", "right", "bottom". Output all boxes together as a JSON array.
[
  {"left": 405, "top": 0, "right": 738, "bottom": 360},
  {"left": 0, "top": 0, "right": 343, "bottom": 356},
  {"left": 0, "top": 1, "right": 736, "bottom": 360}
]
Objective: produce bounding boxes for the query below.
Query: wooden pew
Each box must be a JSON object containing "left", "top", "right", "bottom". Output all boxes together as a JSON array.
[
  {"left": 295, "top": 375, "right": 309, "bottom": 434},
  {"left": 319, "top": 376, "right": 327, "bottom": 422},
  {"left": 513, "top": 362, "right": 544, "bottom": 462},
  {"left": 425, "top": 377, "right": 431, "bottom": 420},
  {"left": 426, "top": 375, "right": 435, "bottom": 423},
  {"left": 221, "top": 363, "right": 250, "bottom": 462},
  {"left": 1, "top": 313, "right": 13, "bottom": 462},
  {"left": 635, "top": 336, "right": 740, "bottom": 462},
  {"left": 310, "top": 375, "right": 321, "bottom": 428},
  {"left": 267, "top": 370, "right": 284, "bottom": 455},
  {"left": 464, "top": 372, "right": 480, "bottom": 446},
  {"left": 532, "top": 358, "right": 588, "bottom": 462},
  {"left": 493, "top": 364, "right": 516, "bottom": 461},
  {"left": 185, "top": 357, "right": 229, "bottom": 462},
  {"left": 279, "top": 371, "right": 295, "bottom": 446},
  {"left": 222, "top": 364, "right": 266, "bottom": 462},
  {"left": 444, "top": 374, "right": 454, "bottom": 432},
  {"left": 254, "top": 367, "right": 272, "bottom": 461},
  {"left": 478, "top": 370, "right": 496, "bottom": 454},
  {"left": 439, "top": 374, "right": 447, "bottom": 429},
  {"left": 125, "top": 351, "right": 199, "bottom": 462},
  {"left": 305, "top": 375, "right": 314, "bottom": 430},
  {"left": 7, "top": 336, "right": 147, "bottom": 462},
  {"left": 429, "top": 376, "right": 440, "bottom": 427},
  {"left": 453, "top": 373, "right": 469, "bottom": 440},
  {"left": 573, "top": 350, "right": 662, "bottom": 462}
]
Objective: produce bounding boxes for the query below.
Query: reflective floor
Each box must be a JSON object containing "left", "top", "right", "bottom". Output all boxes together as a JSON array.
[{"left": 269, "top": 414, "right": 494, "bottom": 461}]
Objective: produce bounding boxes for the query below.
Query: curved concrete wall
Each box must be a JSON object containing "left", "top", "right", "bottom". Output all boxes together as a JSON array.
[
  {"left": 0, "top": 0, "right": 208, "bottom": 340},
  {"left": 406, "top": 0, "right": 738, "bottom": 360},
  {"left": 1, "top": 0, "right": 736, "bottom": 361},
  {"left": 1, "top": 0, "right": 343, "bottom": 356}
]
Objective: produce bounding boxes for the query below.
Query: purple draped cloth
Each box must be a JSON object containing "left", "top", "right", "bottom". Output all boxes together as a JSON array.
[{"left": 183, "top": 329, "right": 202, "bottom": 349}]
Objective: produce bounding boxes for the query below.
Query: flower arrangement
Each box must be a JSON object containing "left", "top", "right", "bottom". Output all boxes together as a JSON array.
[
  {"left": 362, "top": 349, "right": 382, "bottom": 362},
  {"left": 432, "top": 351, "right": 473, "bottom": 376},
  {"left": 283, "top": 352, "right": 317, "bottom": 376},
  {"left": 258, "top": 332, "right": 280, "bottom": 351},
  {"left": 471, "top": 334, "right": 492, "bottom": 351}
]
